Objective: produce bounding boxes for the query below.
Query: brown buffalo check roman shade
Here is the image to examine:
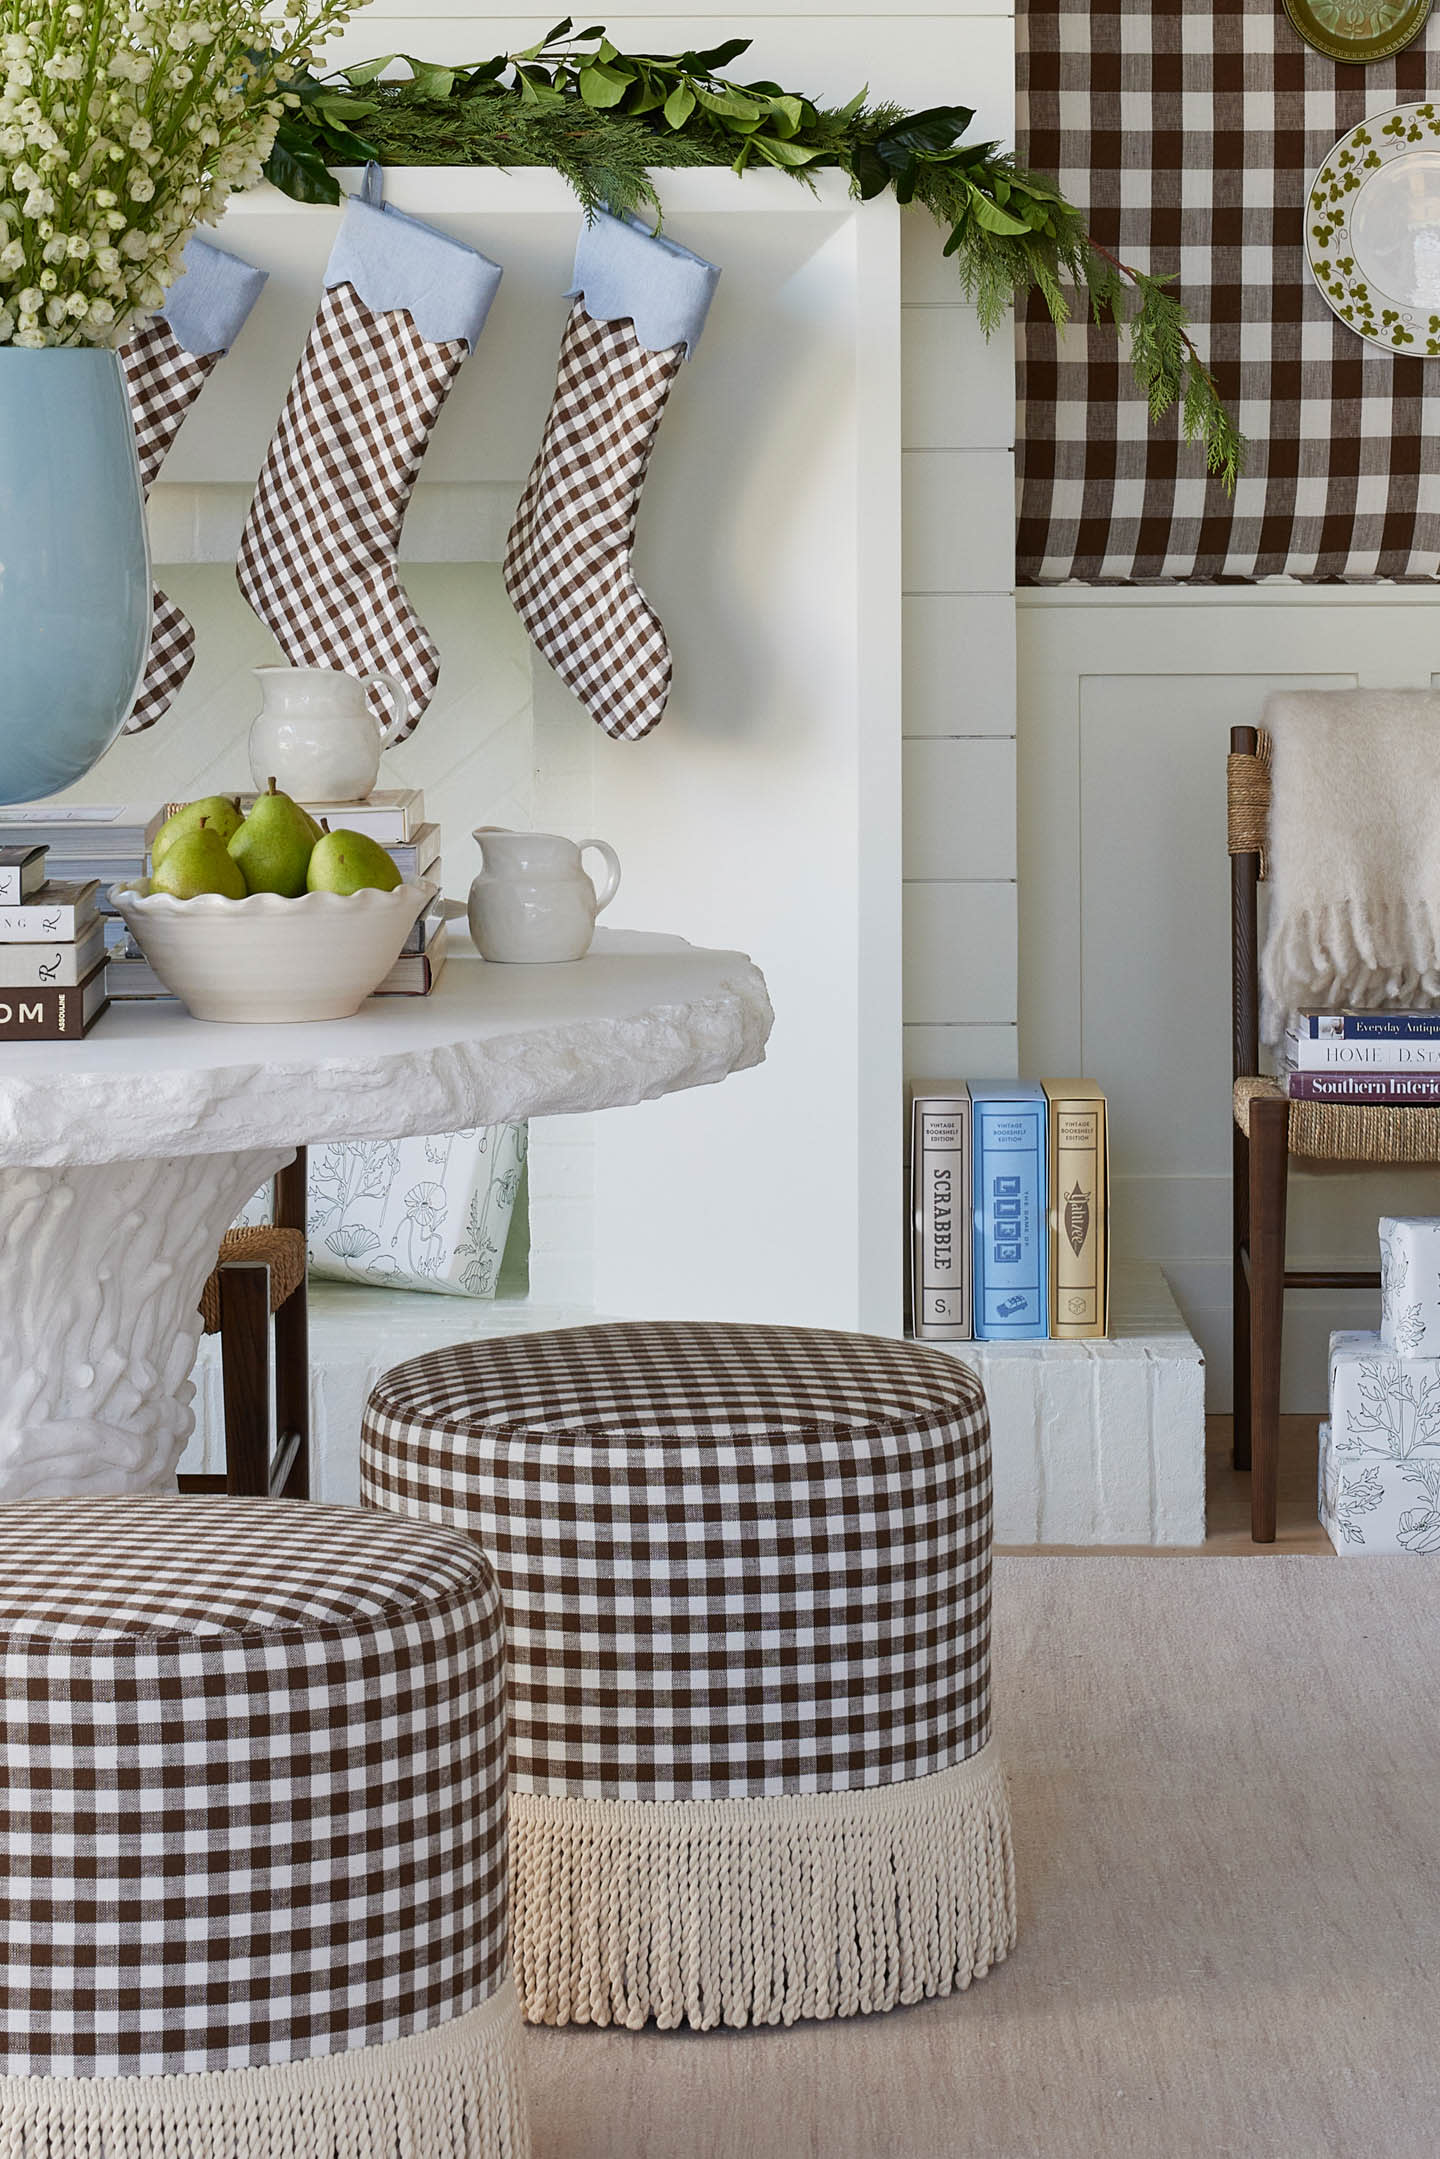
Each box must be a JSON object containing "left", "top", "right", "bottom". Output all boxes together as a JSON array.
[{"left": 1017, "top": 0, "right": 1440, "bottom": 582}]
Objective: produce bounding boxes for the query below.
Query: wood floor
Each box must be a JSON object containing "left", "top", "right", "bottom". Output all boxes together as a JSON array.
[{"left": 996, "top": 1413, "right": 1333, "bottom": 1557}]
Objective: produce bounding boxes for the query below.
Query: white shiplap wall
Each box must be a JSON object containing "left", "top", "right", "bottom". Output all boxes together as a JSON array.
[{"left": 315, "top": 1, "right": 1020, "bottom": 1080}]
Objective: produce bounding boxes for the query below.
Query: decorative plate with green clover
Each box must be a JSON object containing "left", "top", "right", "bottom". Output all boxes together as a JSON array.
[
  {"left": 1308, "top": 105, "right": 1440, "bottom": 356},
  {"left": 1284, "top": 0, "right": 1431, "bottom": 65}
]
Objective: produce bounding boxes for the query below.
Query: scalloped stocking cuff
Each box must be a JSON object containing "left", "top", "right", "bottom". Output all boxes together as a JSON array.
[{"left": 503, "top": 216, "right": 720, "bottom": 742}]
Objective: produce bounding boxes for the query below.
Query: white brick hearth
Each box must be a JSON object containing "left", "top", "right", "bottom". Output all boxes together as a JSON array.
[
  {"left": 941, "top": 1265, "right": 1206, "bottom": 1547},
  {"left": 187, "top": 1261, "right": 1204, "bottom": 1543}
]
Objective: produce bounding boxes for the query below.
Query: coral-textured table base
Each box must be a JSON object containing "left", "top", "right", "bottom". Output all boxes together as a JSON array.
[{"left": 0, "top": 933, "right": 771, "bottom": 1500}]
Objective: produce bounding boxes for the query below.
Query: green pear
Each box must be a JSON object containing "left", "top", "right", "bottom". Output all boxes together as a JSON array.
[
  {"left": 227, "top": 777, "right": 316, "bottom": 899},
  {"left": 150, "top": 826, "right": 248, "bottom": 900},
  {"left": 151, "top": 795, "right": 243, "bottom": 868},
  {"left": 306, "top": 827, "right": 402, "bottom": 896}
]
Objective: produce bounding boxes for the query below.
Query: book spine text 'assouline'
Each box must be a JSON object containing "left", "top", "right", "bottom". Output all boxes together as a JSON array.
[
  {"left": 0, "top": 963, "right": 107, "bottom": 1040},
  {"left": 972, "top": 1090, "right": 1047, "bottom": 1340},
  {"left": 1284, "top": 1070, "right": 1440, "bottom": 1103},
  {"left": 909, "top": 1090, "right": 972, "bottom": 1340}
]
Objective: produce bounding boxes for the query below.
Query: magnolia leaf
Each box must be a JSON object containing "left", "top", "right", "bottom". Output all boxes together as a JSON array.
[
  {"left": 752, "top": 134, "right": 823, "bottom": 167},
  {"left": 265, "top": 130, "right": 342, "bottom": 204},
  {"left": 679, "top": 38, "right": 753, "bottom": 70},
  {"left": 875, "top": 104, "right": 974, "bottom": 163},
  {"left": 578, "top": 59, "right": 632, "bottom": 107},
  {"left": 850, "top": 142, "right": 891, "bottom": 201},
  {"left": 339, "top": 55, "right": 397, "bottom": 86},
  {"left": 967, "top": 185, "right": 1032, "bottom": 237},
  {"left": 695, "top": 82, "right": 763, "bottom": 124},
  {"left": 543, "top": 17, "right": 573, "bottom": 41},
  {"left": 396, "top": 55, "right": 455, "bottom": 99},
  {"left": 663, "top": 81, "right": 696, "bottom": 127},
  {"left": 313, "top": 92, "right": 379, "bottom": 125}
]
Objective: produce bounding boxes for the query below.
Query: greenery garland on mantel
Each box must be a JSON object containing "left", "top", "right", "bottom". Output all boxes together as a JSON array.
[{"left": 264, "top": 19, "right": 1244, "bottom": 488}]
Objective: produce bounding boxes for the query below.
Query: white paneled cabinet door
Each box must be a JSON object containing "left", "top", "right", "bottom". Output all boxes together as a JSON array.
[{"left": 1018, "top": 590, "right": 1440, "bottom": 1410}]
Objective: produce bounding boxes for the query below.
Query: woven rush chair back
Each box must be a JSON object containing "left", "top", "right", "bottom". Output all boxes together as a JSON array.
[{"left": 1227, "top": 723, "right": 1271, "bottom": 1090}]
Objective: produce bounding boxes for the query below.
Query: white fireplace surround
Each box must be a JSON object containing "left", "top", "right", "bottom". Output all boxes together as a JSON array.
[{"left": 66, "top": 168, "right": 904, "bottom": 1334}]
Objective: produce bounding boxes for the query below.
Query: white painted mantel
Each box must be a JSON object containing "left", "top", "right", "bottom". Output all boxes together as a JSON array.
[{"left": 59, "top": 166, "right": 905, "bottom": 1335}]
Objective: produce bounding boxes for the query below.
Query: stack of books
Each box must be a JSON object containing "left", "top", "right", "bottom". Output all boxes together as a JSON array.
[
  {"left": 908, "top": 1079, "right": 1109, "bottom": 1343},
  {"left": 0, "top": 804, "right": 150, "bottom": 910},
  {"left": 0, "top": 845, "right": 108, "bottom": 1039},
  {"left": 1279, "top": 1010, "right": 1440, "bottom": 1102},
  {"left": 104, "top": 787, "right": 448, "bottom": 1005}
]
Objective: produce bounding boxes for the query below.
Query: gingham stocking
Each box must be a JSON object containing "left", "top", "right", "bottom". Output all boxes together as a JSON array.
[
  {"left": 120, "top": 323, "right": 215, "bottom": 732},
  {"left": 236, "top": 284, "right": 459, "bottom": 738},
  {"left": 503, "top": 211, "right": 720, "bottom": 743},
  {"left": 236, "top": 182, "right": 502, "bottom": 741},
  {"left": 504, "top": 308, "right": 686, "bottom": 742},
  {"left": 119, "top": 237, "right": 267, "bottom": 732}
]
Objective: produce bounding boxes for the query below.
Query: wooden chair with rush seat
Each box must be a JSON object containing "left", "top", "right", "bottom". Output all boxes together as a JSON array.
[
  {"left": 180, "top": 1147, "right": 309, "bottom": 1500},
  {"left": 1229, "top": 727, "right": 1440, "bottom": 1541}
]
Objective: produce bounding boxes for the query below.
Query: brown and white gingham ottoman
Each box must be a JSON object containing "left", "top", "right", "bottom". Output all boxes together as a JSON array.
[
  {"left": 0, "top": 1496, "right": 528, "bottom": 2158},
  {"left": 361, "top": 1321, "right": 1016, "bottom": 2031}
]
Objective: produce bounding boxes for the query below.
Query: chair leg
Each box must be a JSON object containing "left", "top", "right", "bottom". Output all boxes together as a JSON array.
[
  {"left": 1232, "top": 1121, "right": 1251, "bottom": 1473},
  {"left": 272, "top": 1279, "right": 309, "bottom": 1499},
  {"left": 1248, "top": 1097, "right": 1289, "bottom": 1543},
  {"left": 219, "top": 1262, "right": 270, "bottom": 1499}
]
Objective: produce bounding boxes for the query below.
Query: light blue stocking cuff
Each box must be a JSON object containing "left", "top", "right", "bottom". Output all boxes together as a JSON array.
[
  {"left": 567, "top": 210, "right": 720, "bottom": 358},
  {"left": 326, "top": 191, "right": 503, "bottom": 349},
  {"left": 161, "top": 235, "right": 267, "bottom": 359}
]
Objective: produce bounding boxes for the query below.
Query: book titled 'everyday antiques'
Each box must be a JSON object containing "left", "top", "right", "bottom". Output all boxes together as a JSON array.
[{"left": 1043, "top": 1080, "right": 1109, "bottom": 1340}]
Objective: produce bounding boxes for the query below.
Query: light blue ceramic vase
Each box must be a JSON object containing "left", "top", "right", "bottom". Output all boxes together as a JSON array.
[{"left": 0, "top": 348, "right": 150, "bottom": 803}]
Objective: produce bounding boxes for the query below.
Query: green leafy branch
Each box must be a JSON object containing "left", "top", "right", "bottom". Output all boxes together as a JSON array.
[{"left": 262, "top": 19, "right": 1243, "bottom": 486}]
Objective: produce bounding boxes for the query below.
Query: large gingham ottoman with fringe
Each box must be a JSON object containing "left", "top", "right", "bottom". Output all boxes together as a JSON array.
[
  {"left": 361, "top": 1321, "right": 1016, "bottom": 2031},
  {"left": 0, "top": 1497, "right": 528, "bottom": 2158}
]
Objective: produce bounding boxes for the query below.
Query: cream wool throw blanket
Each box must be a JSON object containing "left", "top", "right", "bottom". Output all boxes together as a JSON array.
[{"left": 1259, "top": 688, "right": 1440, "bottom": 1047}]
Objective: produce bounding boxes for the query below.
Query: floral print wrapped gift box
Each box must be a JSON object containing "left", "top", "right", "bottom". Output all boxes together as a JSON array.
[
  {"left": 238, "top": 1126, "right": 526, "bottom": 1297},
  {"left": 1321, "top": 1331, "right": 1440, "bottom": 1554}
]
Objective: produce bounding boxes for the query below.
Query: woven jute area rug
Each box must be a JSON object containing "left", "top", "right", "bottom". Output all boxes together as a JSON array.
[{"left": 525, "top": 1557, "right": 1440, "bottom": 2158}]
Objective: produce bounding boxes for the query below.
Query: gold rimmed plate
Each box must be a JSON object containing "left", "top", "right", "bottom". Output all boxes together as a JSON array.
[{"left": 1284, "top": 0, "right": 1432, "bottom": 63}]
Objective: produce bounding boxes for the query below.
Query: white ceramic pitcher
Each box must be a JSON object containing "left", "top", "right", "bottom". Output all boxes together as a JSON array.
[
  {"left": 467, "top": 827, "right": 621, "bottom": 963},
  {"left": 249, "top": 665, "right": 409, "bottom": 804}
]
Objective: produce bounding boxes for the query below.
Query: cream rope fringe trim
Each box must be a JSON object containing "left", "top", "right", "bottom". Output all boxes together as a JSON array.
[
  {"left": 512, "top": 1742, "right": 1016, "bottom": 2031},
  {"left": 0, "top": 1979, "right": 529, "bottom": 2158}
]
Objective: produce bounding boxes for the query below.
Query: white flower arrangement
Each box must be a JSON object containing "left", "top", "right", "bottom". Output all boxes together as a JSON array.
[{"left": 0, "top": 0, "right": 359, "bottom": 346}]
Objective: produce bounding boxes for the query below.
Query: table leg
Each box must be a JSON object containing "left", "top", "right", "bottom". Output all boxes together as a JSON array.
[{"left": 0, "top": 1148, "right": 292, "bottom": 1500}]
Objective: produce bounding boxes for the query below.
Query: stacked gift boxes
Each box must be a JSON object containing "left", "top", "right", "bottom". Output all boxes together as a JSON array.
[{"left": 1320, "top": 1216, "right": 1440, "bottom": 1553}]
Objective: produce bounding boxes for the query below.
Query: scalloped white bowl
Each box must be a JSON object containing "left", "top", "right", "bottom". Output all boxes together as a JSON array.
[{"left": 112, "top": 879, "right": 438, "bottom": 1023}]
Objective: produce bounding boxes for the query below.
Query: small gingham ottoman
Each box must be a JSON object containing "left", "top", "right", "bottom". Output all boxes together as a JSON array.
[
  {"left": 361, "top": 1321, "right": 1016, "bottom": 2031},
  {"left": 0, "top": 1497, "right": 527, "bottom": 2158}
]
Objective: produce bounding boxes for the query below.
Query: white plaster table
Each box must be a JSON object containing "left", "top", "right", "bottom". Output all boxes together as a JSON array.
[{"left": 0, "top": 928, "right": 772, "bottom": 1500}]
